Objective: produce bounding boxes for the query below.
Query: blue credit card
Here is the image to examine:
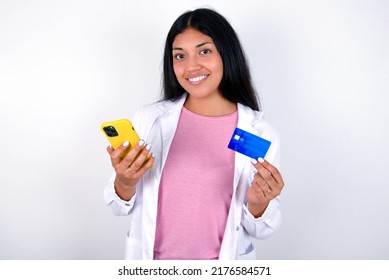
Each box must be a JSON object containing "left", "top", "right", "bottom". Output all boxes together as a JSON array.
[{"left": 228, "top": 128, "right": 271, "bottom": 159}]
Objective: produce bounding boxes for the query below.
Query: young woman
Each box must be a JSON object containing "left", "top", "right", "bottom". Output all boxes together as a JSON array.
[{"left": 104, "top": 8, "right": 284, "bottom": 260}]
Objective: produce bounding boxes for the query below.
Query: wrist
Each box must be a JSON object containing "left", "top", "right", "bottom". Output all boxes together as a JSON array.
[
  {"left": 247, "top": 201, "right": 268, "bottom": 218},
  {"left": 114, "top": 178, "right": 136, "bottom": 201}
]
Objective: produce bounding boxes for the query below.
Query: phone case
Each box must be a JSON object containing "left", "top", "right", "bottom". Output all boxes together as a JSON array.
[{"left": 100, "top": 119, "right": 140, "bottom": 158}]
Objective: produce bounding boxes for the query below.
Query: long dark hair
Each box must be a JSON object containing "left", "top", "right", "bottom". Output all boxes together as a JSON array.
[{"left": 162, "top": 8, "right": 261, "bottom": 111}]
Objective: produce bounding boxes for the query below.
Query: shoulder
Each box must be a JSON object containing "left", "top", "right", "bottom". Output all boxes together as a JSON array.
[
  {"left": 133, "top": 100, "right": 169, "bottom": 120},
  {"left": 134, "top": 100, "right": 161, "bottom": 117},
  {"left": 134, "top": 96, "right": 186, "bottom": 118},
  {"left": 132, "top": 97, "right": 185, "bottom": 130},
  {"left": 238, "top": 104, "right": 282, "bottom": 165},
  {"left": 131, "top": 100, "right": 164, "bottom": 130},
  {"left": 255, "top": 116, "right": 279, "bottom": 138},
  {"left": 237, "top": 103, "right": 280, "bottom": 142}
]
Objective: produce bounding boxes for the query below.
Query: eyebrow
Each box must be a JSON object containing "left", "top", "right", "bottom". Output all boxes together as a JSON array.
[{"left": 172, "top": 41, "right": 213, "bottom": 51}]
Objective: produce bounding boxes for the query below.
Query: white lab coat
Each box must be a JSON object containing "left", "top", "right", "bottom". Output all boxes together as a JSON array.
[{"left": 104, "top": 94, "right": 282, "bottom": 260}]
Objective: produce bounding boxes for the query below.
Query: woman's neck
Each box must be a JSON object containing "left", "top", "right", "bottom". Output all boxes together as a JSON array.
[{"left": 184, "top": 94, "right": 237, "bottom": 117}]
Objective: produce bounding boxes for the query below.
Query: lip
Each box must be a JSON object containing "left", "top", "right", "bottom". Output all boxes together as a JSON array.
[{"left": 186, "top": 74, "right": 209, "bottom": 85}]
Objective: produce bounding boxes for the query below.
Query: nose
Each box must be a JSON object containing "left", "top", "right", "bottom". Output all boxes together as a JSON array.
[{"left": 185, "top": 55, "right": 201, "bottom": 72}]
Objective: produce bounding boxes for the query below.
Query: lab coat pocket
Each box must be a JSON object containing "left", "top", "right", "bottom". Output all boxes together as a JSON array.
[
  {"left": 237, "top": 243, "right": 256, "bottom": 260},
  {"left": 124, "top": 233, "right": 143, "bottom": 260}
]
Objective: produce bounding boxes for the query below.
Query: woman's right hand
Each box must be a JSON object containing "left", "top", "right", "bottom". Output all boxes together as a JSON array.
[{"left": 107, "top": 139, "right": 154, "bottom": 201}]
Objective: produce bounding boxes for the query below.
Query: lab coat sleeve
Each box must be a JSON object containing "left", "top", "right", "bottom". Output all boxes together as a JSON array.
[
  {"left": 241, "top": 121, "right": 282, "bottom": 239},
  {"left": 241, "top": 197, "right": 282, "bottom": 239},
  {"left": 104, "top": 173, "right": 136, "bottom": 216}
]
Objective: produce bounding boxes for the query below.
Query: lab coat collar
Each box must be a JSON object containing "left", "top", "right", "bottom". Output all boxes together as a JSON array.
[
  {"left": 237, "top": 102, "right": 264, "bottom": 129},
  {"left": 156, "top": 94, "right": 187, "bottom": 114}
]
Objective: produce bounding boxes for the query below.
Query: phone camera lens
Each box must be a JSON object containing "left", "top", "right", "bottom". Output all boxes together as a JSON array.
[{"left": 103, "top": 126, "right": 118, "bottom": 137}]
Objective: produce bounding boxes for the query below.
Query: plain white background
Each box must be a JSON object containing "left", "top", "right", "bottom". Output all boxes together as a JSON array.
[{"left": 0, "top": 0, "right": 388, "bottom": 259}]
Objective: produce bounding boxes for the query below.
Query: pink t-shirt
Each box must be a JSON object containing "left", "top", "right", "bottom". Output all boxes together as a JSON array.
[{"left": 153, "top": 107, "right": 238, "bottom": 260}]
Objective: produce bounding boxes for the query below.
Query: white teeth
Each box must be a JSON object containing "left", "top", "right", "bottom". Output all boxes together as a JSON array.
[{"left": 188, "top": 75, "right": 207, "bottom": 82}]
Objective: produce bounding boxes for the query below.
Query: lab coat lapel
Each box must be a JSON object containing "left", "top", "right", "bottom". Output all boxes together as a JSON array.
[
  {"left": 233, "top": 104, "right": 264, "bottom": 189},
  {"left": 142, "top": 96, "right": 186, "bottom": 259},
  {"left": 157, "top": 96, "right": 187, "bottom": 172},
  {"left": 220, "top": 104, "right": 263, "bottom": 259}
]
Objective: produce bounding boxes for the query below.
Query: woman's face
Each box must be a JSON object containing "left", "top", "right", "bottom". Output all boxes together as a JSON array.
[{"left": 172, "top": 28, "right": 223, "bottom": 101}]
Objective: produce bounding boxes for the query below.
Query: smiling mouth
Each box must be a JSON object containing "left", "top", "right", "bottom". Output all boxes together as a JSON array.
[{"left": 187, "top": 74, "right": 208, "bottom": 83}]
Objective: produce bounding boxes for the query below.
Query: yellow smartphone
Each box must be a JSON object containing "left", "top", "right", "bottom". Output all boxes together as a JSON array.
[{"left": 101, "top": 119, "right": 140, "bottom": 159}]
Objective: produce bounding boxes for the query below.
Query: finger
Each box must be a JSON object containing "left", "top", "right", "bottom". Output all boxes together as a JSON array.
[
  {"left": 123, "top": 152, "right": 154, "bottom": 181},
  {"left": 247, "top": 184, "right": 272, "bottom": 211},
  {"left": 248, "top": 184, "right": 266, "bottom": 200},
  {"left": 252, "top": 173, "right": 267, "bottom": 190},
  {"left": 106, "top": 145, "right": 114, "bottom": 154},
  {"left": 254, "top": 164, "right": 277, "bottom": 189},
  {"left": 255, "top": 169, "right": 283, "bottom": 197},
  {"left": 260, "top": 159, "right": 284, "bottom": 187},
  {"left": 130, "top": 153, "right": 155, "bottom": 179},
  {"left": 127, "top": 143, "right": 152, "bottom": 173},
  {"left": 252, "top": 174, "right": 272, "bottom": 197},
  {"left": 118, "top": 140, "right": 146, "bottom": 170},
  {"left": 110, "top": 141, "right": 132, "bottom": 167},
  {"left": 262, "top": 184, "right": 273, "bottom": 197},
  {"left": 252, "top": 158, "right": 284, "bottom": 187}
]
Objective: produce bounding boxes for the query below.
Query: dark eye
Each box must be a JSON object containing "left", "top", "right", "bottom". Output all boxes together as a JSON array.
[
  {"left": 200, "top": 49, "right": 211, "bottom": 55},
  {"left": 174, "top": 53, "right": 185, "bottom": 60}
]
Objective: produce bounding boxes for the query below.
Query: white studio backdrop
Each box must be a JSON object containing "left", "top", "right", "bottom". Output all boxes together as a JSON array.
[{"left": 0, "top": 0, "right": 388, "bottom": 259}]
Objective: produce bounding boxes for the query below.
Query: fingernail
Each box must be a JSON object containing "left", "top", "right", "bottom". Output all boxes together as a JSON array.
[
  {"left": 257, "top": 157, "right": 264, "bottom": 163},
  {"left": 138, "top": 139, "right": 145, "bottom": 146},
  {"left": 123, "top": 141, "right": 129, "bottom": 147},
  {"left": 251, "top": 158, "right": 257, "bottom": 164},
  {"left": 145, "top": 144, "right": 151, "bottom": 151}
]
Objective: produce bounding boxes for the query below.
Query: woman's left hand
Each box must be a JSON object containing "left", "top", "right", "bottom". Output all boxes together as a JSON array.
[{"left": 247, "top": 158, "right": 284, "bottom": 218}]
